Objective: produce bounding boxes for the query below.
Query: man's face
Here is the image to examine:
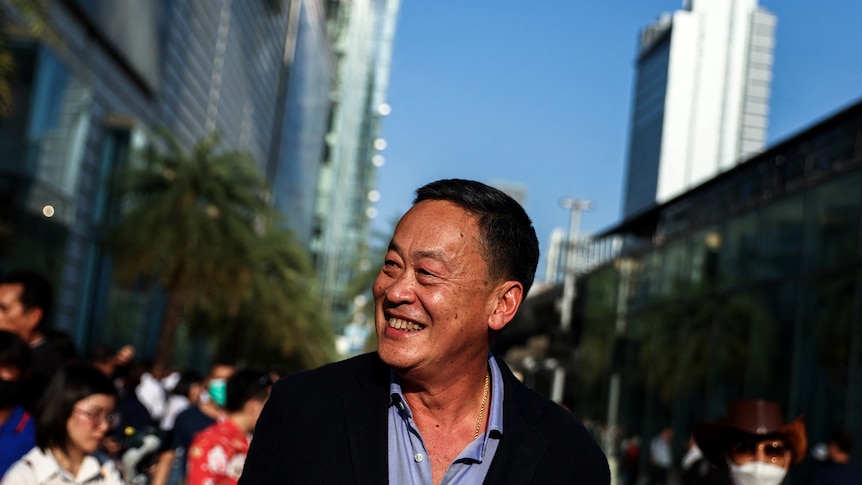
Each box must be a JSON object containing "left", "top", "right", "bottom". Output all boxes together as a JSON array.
[
  {"left": 373, "top": 200, "right": 506, "bottom": 379},
  {"left": 0, "top": 283, "right": 41, "bottom": 341},
  {"left": 729, "top": 438, "right": 791, "bottom": 470}
]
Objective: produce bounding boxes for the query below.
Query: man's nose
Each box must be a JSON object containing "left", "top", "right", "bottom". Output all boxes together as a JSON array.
[{"left": 384, "top": 270, "right": 416, "bottom": 303}]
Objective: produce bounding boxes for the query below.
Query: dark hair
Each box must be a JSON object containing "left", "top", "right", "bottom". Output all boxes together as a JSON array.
[
  {"left": 87, "top": 344, "right": 115, "bottom": 365},
  {"left": 0, "top": 270, "right": 54, "bottom": 330},
  {"left": 35, "top": 363, "right": 118, "bottom": 453},
  {"left": 0, "top": 330, "right": 30, "bottom": 373},
  {"left": 225, "top": 369, "right": 271, "bottom": 413},
  {"left": 172, "top": 370, "right": 204, "bottom": 397},
  {"left": 45, "top": 329, "right": 78, "bottom": 362},
  {"left": 831, "top": 429, "right": 854, "bottom": 453},
  {"left": 414, "top": 179, "right": 540, "bottom": 295}
]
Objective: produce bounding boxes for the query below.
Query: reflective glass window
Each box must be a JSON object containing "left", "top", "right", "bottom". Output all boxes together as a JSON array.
[
  {"left": 754, "top": 195, "right": 804, "bottom": 282},
  {"left": 803, "top": 170, "right": 862, "bottom": 271}
]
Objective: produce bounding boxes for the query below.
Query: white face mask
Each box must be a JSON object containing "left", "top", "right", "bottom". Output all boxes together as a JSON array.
[{"left": 728, "top": 461, "right": 788, "bottom": 485}]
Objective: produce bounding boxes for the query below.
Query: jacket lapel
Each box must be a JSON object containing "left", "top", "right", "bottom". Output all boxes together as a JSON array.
[
  {"left": 344, "top": 353, "right": 390, "bottom": 484},
  {"left": 484, "top": 357, "right": 550, "bottom": 483}
]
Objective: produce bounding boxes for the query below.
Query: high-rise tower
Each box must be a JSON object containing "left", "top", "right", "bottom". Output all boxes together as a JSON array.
[{"left": 621, "top": 0, "right": 776, "bottom": 218}]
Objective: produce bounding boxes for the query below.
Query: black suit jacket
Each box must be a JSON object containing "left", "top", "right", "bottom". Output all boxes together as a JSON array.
[{"left": 240, "top": 353, "right": 610, "bottom": 484}]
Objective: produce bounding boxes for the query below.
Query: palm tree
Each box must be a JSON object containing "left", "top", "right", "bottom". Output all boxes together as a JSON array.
[
  {"left": 0, "top": 0, "right": 55, "bottom": 116},
  {"left": 108, "top": 129, "right": 275, "bottom": 368},
  {"left": 205, "top": 225, "right": 337, "bottom": 370}
]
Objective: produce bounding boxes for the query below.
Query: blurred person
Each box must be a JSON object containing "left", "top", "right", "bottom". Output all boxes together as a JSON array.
[
  {"left": 186, "top": 369, "right": 271, "bottom": 485},
  {"left": 103, "top": 361, "right": 156, "bottom": 465},
  {"left": 136, "top": 360, "right": 168, "bottom": 424},
  {"left": 694, "top": 399, "right": 807, "bottom": 485},
  {"left": 151, "top": 363, "right": 234, "bottom": 485},
  {"left": 811, "top": 429, "right": 862, "bottom": 485},
  {"left": 619, "top": 433, "right": 641, "bottom": 485},
  {"left": 3, "top": 363, "right": 123, "bottom": 484},
  {"left": 0, "top": 330, "right": 35, "bottom": 478},
  {"left": 88, "top": 344, "right": 136, "bottom": 382},
  {"left": 681, "top": 434, "right": 728, "bottom": 485},
  {"left": 0, "top": 270, "right": 72, "bottom": 411},
  {"left": 161, "top": 370, "right": 203, "bottom": 431},
  {"left": 649, "top": 426, "right": 674, "bottom": 484},
  {"left": 239, "top": 179, "right": 610, "bottom": 484}
]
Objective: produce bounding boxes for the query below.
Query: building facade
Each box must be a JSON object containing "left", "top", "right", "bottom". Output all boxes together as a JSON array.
[
  {"left": 622, "top": 0, "right": 775, "bottom": 218},
  {"left": 0, "top": 0, "right": 347, "bottom": 362},
  {"left": 312, "top": 0, "right": 399, "bottom": 336},
  {"left": 575, "top": 98, "right": 862, "bottom": 483}
]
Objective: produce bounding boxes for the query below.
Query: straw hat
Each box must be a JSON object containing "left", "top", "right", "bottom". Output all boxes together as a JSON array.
[{"left": 693, "top": 400, "right": 807, "bottom": 466}]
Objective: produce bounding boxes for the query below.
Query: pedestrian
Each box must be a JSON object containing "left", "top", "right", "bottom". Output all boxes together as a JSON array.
[
  {"left": 0, "top": 270, "right": 72, "bottom": 411},
  {"left": 0, "top": 330, "right": 35, "bottom": 479},
  {"left": 680, "top": 434, "right": 728, "bottom": 485},
  {"left": 811, "top": 429, "right": 862, "bottom": 485},
  {"left": 150, "top": 362, "right": 234, "bottom": 485},
  {"left": 239, "top": 179, "right": 610, "bottom": 484},
  {"left": 619, "top": 433, "right": 641, "bottom": 485},
  {"left": 186, "top": 369, "right": 271, "bottom": 485},
  {"left": 693, "top": 399, "right": 806, "bottom": 485},
  {"left": 649, "top": 426, "right": 673, "bottom": 484},
  {"left": 3, "top": 363, "right": 123, "bottom": 484}
]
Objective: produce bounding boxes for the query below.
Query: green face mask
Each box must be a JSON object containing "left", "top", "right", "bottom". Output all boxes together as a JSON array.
[{"left": 208, "top": 378, "right": 227, "bottom": 407}]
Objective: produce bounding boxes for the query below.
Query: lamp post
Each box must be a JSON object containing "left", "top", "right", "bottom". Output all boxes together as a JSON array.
[{"left": 552, "top": 197, "right": 592, "bottom": 403}]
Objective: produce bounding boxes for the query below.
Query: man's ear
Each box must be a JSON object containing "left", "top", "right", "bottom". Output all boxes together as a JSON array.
[{"left": 488, "top": 281, "right": 524, "bottom": 331}]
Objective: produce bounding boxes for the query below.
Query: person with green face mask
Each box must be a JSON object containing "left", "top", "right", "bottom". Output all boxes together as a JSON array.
[{"left": 150, "top": 362, "right": 235, "bottom": 485}]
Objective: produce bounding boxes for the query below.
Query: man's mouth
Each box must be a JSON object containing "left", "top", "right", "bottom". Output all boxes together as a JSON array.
[{"left": 388, "top": 317, "right": 425, "bottom": 332}]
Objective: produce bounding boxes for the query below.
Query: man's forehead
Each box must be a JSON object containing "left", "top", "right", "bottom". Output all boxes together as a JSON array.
[{"left": 0, "top": 283, "right": 24, "bottom": 296}]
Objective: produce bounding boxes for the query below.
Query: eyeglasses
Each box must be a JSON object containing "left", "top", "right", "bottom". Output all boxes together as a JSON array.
[
  {"left": 732, "top": 439, "right": 788, "bottom": 459},
  {"left": 73, "top": 408, "right": 118, "bottom": 427}
]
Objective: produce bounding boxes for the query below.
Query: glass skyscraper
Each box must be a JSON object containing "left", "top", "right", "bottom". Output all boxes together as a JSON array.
[{"left": 622, "top": 0, "right": 775, "bottom": 218}]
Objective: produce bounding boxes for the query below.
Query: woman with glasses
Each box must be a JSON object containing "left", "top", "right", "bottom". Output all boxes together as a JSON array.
[
  {"left": 4, "top": 363, "right": 123, "bottom": 484},
  {"left": 693, "top": 399, "right": 807, "bottom": 485}
]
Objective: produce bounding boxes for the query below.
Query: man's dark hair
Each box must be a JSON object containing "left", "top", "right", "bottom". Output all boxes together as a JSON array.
[
  {"left": 0, "top": 270, "right": 54, "bottom": 329},
  {"left": 831, "top": 429, "right": 854, "bottom": 453},
  {"left": 35, "top": 363, "right": 118, "bottom": 454},
  {"left": 414, "top": 179, "right": 540, "bottom": 295},
  {"left": 225, "top": 369, "right": 271, "bottom": 413},
  {"left": 0, "top": 329, "right": 30, "bottom": 374}
]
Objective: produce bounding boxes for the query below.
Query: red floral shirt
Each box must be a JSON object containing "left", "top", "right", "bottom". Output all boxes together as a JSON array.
[{"left": 186, "top": 418, "right": 250, "bottom": 485}]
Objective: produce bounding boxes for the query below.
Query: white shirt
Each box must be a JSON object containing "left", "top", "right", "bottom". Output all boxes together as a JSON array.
[
  {"left": 136, "top": 372, "right": 167, "bottom": 421},
  {"left": 3, "top": 447, "right": 123, "bottom": 485}
]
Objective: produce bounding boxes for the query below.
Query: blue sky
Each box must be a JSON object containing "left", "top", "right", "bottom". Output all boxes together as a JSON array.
[{"left": 373, "top": 1, "right": 862, "bottom": 279}]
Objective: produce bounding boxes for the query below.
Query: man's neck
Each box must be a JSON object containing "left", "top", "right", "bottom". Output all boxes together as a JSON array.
[
  {"left": 229, "top": 411, "right": 254, "bottom": 435},
  {"left": 28, "top": 331, "right": 45, "bottom": 348},
  {"left": 398, "top": 359, "right": 490, "bottom": 423}
]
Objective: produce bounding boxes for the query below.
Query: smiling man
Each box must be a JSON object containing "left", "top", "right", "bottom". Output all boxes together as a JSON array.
[{"left": 240, "top": 179, "right": 610, "bottom": 485}]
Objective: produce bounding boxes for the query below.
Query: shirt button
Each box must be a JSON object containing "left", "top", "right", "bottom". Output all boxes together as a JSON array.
[{"left": 414, "top": 453, "right": 424, "bottom": 462}]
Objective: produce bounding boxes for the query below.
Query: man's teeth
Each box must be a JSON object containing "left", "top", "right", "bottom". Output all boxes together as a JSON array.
[{"left": 388, "top": 318, "right": 425, "bottom": 331}]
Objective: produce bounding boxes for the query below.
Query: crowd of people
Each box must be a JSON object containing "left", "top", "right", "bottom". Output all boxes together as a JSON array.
[{"left": 0, "top": 270, "right": 273, "bottom": 484}]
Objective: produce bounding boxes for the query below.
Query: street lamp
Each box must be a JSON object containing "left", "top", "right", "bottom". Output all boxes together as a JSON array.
[
  {"left": 559, "top": 198, "right": 592, "bottom": 332},
  {"left": 551, "top": 197, "right": 592, "bottom": 403}
]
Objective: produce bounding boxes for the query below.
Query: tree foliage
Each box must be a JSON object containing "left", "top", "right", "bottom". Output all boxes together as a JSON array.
[
  {"left": 0, "top": 0, "right": 56, "bottom": 116},
  {"left": 108, "top": 128, "right": 333, "bottom": 369}
]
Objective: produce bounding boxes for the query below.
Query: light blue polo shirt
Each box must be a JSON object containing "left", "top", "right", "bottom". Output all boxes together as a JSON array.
[{"left": 388, "top": 354, "right": 504, "bottom": 484}]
